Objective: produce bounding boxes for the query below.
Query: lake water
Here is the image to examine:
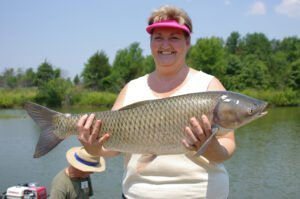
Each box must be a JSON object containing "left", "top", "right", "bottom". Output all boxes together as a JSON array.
[{"left": 0, "top": 106, "right": 299, "bottom": 199}]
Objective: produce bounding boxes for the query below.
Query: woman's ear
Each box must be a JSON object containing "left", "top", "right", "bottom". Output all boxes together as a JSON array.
[{"left": 186, "top": 36, "right": 191, "bottom": 49}]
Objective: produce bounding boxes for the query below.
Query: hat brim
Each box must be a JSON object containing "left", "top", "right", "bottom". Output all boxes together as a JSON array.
[
  {"left": 146, "top": 20, "right": 190, "bottom": 35},
  {"left": 66, "top": 146, "right": 105, "bottom": 172}
]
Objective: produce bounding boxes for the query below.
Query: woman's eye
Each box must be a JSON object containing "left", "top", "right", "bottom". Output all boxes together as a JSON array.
[{"left": 154, "top": 36, "right": 163, "bottom": 40}]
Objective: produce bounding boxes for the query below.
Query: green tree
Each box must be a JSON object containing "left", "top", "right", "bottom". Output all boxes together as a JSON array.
[
  {"left": 2, "top": 68, "right": 16, "bottom": 88},
  {"left": 7, "top": 76, "right": 18, "bottom": 88},
  {"left": 35, "top": 61, "right": 60, "bottom": 87},
  {"left": 279, "top": 36, "right": 300, "bottom": 62},
  {"left": 223, "top": 54, "right": 243, "bottom": 90},
  {"left": 3, "top": 68, "right": 14, "bottom": 77},
  {"left": 238, "top": 55, "right": 269, "bottom": 89},
  {"left": 270, "top": 39, "right": 281, "bottom": 53},
  {"left": 81, "top": 50, "right": 111, "bottom": 90},
  {"left": 73, "top": 74, "right": 80, "bottom": 85},
  {"left": 289, "top": 58, "right": 300, "bottom": 90},
  {"left": 239, "top": 33, "right": 272, "bottom": 61},
  {"left": 187, "top": 37, "right": 227, "bottom": 80},
  {"left": 105, "top": 42, "right": 145, "bottom": 92},
  {"left": 22, "top": 68, "right": 36, "bottom": 87},
  {"left": 141, "top": 55, "right": 155, "bottom": 75},
  {"left": 35, "top": 78, "right": 73, "bottom": 107},
  {"left": 225, "top": 31, "right": 241, "bottom": 54},
  {"left": 268, "top": 51, "right": 289, "bottom": 89}
]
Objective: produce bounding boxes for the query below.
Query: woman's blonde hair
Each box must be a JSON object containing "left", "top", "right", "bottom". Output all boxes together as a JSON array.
[{"left": 148, "top": 5, "right": 193, "bottom": 36}]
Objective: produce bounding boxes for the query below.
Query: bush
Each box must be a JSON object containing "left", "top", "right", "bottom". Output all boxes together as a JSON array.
[
  {"left": 35, "top": 78, "right": 73, "bottom": 107},
  {"left": 241, "top": 88, "right": 299, "bottom": 107},
  {"left": 77, "top": 91, "right": 117, "bottom": 108},
  {"left": 0, "top": 88, "right": 37, "bottom": 108}
]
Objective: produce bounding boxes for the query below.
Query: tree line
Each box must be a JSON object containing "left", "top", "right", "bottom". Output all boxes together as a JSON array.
[{"left": 1, "top": 32, "right": 299, "bottom": 107}]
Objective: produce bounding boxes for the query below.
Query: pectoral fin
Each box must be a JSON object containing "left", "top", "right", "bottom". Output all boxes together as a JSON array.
[
  {"left": 136, "top": 154, "right": 157, "bottom": 173},
  {"left": 194, "top": 126, "right": 219, "bottom": 157}
]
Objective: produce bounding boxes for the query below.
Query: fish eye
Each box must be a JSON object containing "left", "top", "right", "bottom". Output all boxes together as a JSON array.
[{"left": 248, "top": 108, "right": 253, "bottom": 115}]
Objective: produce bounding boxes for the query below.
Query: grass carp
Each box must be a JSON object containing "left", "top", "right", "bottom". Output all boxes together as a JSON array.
[{"left": 24, "top": 91, "right": 267, "bottom": 162}]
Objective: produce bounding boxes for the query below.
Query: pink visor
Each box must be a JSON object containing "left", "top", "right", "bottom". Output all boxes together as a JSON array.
[{"left": 146, "top": 20, "right": 191, "bottom": 35}]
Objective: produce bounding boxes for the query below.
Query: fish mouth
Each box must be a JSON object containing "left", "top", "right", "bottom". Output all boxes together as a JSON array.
[
  {"left": 258, "top": 110, "right": 268, "bottom": 117},
  {"left": 257, "top": 102, "right": 268, "bottom": 118}
]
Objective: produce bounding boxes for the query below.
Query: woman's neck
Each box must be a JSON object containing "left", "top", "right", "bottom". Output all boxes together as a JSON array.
[{"left": 148, "top": 65, "right": 192, "bottom": 98}]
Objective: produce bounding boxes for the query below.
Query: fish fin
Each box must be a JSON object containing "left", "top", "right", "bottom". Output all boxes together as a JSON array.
[
  {"left": 136, "top": 154, "right": 157, "bottom": 173},
  {"left": 119, "top": 100, "right": 154, "bottom": 111},
  {"left": 194, "top": 126, "right": 219, "bottom": 157},
  {"left": 24, "top": 102, "right": 63, "bottom": 158}
]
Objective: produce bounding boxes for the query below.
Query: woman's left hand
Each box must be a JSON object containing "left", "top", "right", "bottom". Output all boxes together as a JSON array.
[{"left": 182, "top": 115, "right": 214, "bottom": 152}]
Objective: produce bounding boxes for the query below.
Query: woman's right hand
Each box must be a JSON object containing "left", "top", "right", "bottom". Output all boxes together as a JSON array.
[{"left": 77, "top": 114, "right": 110, "bottom": 156}]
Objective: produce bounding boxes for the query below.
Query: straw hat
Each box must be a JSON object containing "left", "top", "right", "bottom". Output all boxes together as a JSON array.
[{"left": 66, "top": 146, "right": 105, "bottom": 172}]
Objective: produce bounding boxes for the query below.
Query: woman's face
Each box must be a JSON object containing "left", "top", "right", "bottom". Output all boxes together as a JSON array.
[{"left": 150, "top": 27, "right": 190, "bottom": 75}]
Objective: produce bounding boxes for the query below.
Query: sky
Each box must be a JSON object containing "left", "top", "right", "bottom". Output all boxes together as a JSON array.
[{"left": 1, "top": 0, "right": 300, "bottom": 79}]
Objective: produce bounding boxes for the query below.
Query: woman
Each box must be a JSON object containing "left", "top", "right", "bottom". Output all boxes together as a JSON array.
[{"left": 77, "top": 5, "right": 236, "bottom": 199}]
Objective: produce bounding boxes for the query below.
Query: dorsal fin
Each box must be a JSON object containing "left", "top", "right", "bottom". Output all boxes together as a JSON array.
[
  {"left": 119, "top": 99, "right": 154, "bottom": 111},
  {"left": 118, "top": 93, "right": 191, "bottom": 111}
]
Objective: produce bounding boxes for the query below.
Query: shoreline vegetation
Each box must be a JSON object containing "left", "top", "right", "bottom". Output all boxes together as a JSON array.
[
  {"left": 1, "top": 34, "right": 299, "bottom": 110},
  {"left": 0, "top": 88, "right": 117, "bottom": 109},
  {"left": 0, "top": 87, "right": 299, "bottom": 109}
]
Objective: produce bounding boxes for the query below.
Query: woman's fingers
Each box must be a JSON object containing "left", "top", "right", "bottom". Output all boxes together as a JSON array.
[
  {"left": 182, "top": 138, "right": 197, "bottom": 151},
  {"left": 77, "top": 114, "right": 89, "bottom": 142},
  {"left": 90, "top": 119, "right": 101, "bottom": 143},
  {"left": 185, "top": 125, "right": 201, "bottom": 150},
  {"left": 83, "top": 114, "right": 95, "bottom": 132},
  {"left": 183, "top": 115, "right": 213, "bottom": 152},
  {"left": 191, "top": 117, "right": 206, "bottom": 141},
  {"left": 201, "top": 115, "right": 212, "bottom": 137},
  {"left": 98, "top": 133, "right": 110, "bottom": 145}
]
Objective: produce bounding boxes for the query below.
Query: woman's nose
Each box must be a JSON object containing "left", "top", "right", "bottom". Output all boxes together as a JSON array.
[{"left": 161, "top": 39, "right": 171, "bottom": 48}]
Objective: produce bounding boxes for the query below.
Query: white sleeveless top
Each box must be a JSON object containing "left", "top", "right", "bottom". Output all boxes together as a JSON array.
[{"left": 122, "top": 71, "right": 229, "bottom": 199}]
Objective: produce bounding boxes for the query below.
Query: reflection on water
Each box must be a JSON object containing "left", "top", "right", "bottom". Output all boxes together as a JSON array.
[
  {"left": 0, "top": 108, "right": 123, "bottom": 199},
  {"left": 224, "top": 107, "right": 300, "bottom": 199},
  {"left": 0, "top": 107, "right": 299, "bottom": 198}
]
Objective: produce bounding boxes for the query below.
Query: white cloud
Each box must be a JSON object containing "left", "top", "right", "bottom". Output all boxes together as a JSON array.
[
  {"left": 225, "top": 0, "right": 230, "bottom": 5},
  {"left": 247, "top": 1, "right": 266, "bottom": 16},
  {"left": 275, "top": 0, "right": 300, "bottom": 18}
]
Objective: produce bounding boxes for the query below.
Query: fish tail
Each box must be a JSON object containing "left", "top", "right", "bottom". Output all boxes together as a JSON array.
[{"left": 24, "top": 102, "right": 63, "bottom": 158}]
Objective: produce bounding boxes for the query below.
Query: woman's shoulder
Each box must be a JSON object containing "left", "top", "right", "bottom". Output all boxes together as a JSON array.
[
  {"left": 207, "top": 77, "right": 226, "bottom": 91},
  {"left": 128, "top": 74, "right": 148, "bottom": 85},
  {"left": 188, "top": 68, "right": 226, "bottom": 91},
  {"left": 185, "top": 68, "right": 215, "bottom": 92},
  {"left": 112, "top": 74, "right": 150, "bottom": 109}
]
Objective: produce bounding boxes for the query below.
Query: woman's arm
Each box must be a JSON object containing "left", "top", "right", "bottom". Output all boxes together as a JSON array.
[
  {"left": 183, "top": 77, "right": 236, "bottom": 163},
  {"left": 77, "top": 84, "right": 129, "bottom": 158}
]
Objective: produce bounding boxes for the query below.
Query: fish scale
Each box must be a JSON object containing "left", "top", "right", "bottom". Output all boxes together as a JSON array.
[
  {"left": 87, "top": 92, "right": 221, "bottom": 154},
  {"left": 24, "top": 91, "right": 267, "bottom": 158}
]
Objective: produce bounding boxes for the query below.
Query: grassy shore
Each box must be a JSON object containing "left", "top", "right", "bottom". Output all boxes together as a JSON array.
[
  {"left": 0, "top": 88, "right": 299, "bottom": 109},
  {"left": 0, "top": 88, "right": 37, "bottom": 108}
]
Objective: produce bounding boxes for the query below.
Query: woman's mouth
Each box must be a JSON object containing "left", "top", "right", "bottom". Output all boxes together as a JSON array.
[{"left": 159, "top": 51, "right": 175, "bottom": 55}]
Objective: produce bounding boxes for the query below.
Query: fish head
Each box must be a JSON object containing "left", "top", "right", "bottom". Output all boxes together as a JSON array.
[{"left": 213, "top": 92, "right": 268, "bottom": 129}]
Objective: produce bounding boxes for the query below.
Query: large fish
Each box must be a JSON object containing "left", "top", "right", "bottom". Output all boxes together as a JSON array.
[{"left": 24, "top": 91, "right": 267, "bottom": 167}]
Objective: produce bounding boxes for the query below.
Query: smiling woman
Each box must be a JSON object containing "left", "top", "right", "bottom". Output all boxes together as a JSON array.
[
  {"left": 77, "top": 5, "right": 236, "bottom": 199},
  {"left": 150, "top": 27, "right": 190, "bottom": 75}
]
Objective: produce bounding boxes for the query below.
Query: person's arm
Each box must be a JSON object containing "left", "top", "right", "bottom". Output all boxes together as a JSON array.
[
  {"left": 49, "top": 171, "right": 68, "bottom": 199},
  {"left": 183, "top": 77, "right": 236, "bottom": 163},
  {"left": 77, "top": 84, "right": 129, "bottom": 158},
  {"left": 49, "top": 189, "right": 67, "bottom": 199}
]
